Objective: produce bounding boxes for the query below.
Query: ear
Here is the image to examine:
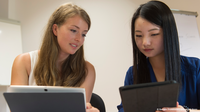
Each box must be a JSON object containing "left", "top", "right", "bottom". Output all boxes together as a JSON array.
[{"left": 52, "top": 24, "right": 58, "bottom": 36}]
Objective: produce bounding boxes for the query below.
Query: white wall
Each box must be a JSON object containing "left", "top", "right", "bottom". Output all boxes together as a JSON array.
[
  {"left": 7, "top": 0, "right": 200, "bottom": 112},
  {"left": 0, "top": 19, "right": 22, "bottom": 85}
]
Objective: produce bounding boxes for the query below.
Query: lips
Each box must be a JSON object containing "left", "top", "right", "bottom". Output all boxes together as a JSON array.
[
  {"left": 144, "top": 49, "right": 153, "bottom": 52},
  {"left": 70, "top": 43, "right": 78, "bottom": 48}
]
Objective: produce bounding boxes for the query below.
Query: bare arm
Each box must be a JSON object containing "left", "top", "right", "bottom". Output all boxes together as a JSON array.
[
  {"left": 11, "top": 53, "right": 31, "bottom": 85},
  {"left": 80, "top": 61, "right": 96, "bottom": 103}
]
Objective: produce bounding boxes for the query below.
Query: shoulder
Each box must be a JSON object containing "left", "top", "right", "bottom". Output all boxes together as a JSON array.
[
  {"left": 11, "top": 51, "right": 36, "bottom": 85},
  {"left": 181, "top": 55, "right": 200, "bottom": 69},
  {"left": 13, "top": 50, "right": 38, "bottom": 74},
  {"left": 181, "top": 55, "right": 200, "bottom": 63},
  {"left": 15, "top": 50, "right": 38, "bottom": 62},
  {"left": 29, "top": 50, "right": 39, "bottom": 56},
  {"left": 124, "top": 66, "right": 134, "bottom": 86},
  {"left": 127, "top": 66, "right": 133, "bottom": 72},
  {"left": 86, "top": 61, "right": 94, "bottom": 69},
  {"left": 126, "top": 66, "right": 133, "bottom": 77},
  {"left": 85, "top": 61, "right": 95, "bottom": 76},
  {"left": 181, "top": 55, "right": 200, "bottom": 78},
  {"left": 14, "top": 53, "right": 30, "bottom": 66}
]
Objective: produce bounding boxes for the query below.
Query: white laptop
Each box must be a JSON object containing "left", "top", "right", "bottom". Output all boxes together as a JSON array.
[
  {"left": 0, "top": 85, "right": 10, "bottom": 112},
  {"left": 4, "top": 85, "right": 86, "bottom": 112}
]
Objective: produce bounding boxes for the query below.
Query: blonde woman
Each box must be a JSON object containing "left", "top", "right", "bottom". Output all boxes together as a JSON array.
[{"left": 11, "top": 3, "right": 99, "bottom": 112}]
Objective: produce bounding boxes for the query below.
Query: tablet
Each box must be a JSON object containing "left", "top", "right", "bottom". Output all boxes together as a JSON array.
[
  {"left": 4, "top": 86, "right": 86, "bottom": 112},
  {"left": 119, "top": 81, "right": 179, "bottom": 112}
]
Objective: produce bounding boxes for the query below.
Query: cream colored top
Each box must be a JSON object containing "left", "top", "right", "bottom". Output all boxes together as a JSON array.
[{"left": 28, "top": 50, "right": 38, "bottom": 85}]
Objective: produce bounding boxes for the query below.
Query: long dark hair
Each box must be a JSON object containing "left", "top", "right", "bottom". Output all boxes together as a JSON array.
[{"left": 131, "top": 1, "right": 181, "bottom": 84}]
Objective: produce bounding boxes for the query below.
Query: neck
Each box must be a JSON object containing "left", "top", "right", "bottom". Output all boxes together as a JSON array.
[
  {"left": 149, "top": 54, "right": 165, "bottom": 69},
  {"left": 149, "top": 52, "right": 165, "bottom": 82}
]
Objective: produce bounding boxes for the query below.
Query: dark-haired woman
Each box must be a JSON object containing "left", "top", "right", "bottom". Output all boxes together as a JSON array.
[{"left": 117, "top": 1, "right": 200, "bottom": 112}]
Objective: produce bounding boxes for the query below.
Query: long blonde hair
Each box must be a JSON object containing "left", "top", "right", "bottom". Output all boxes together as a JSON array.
[{"left": 34, "top": 3, "right": 91, "bottom": 87}]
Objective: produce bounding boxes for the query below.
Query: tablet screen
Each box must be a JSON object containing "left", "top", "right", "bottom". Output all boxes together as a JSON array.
[{"left": 119, "top": 81, "right": 179, "bottom": 112}]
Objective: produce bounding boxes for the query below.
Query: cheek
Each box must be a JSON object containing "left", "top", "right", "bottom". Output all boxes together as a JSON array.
[
  {"left": 157, "top": 39, "right": 164, "bottom": 50},
  {"left": 135, "top": 38, "right": 142, "bottom": 48},
  {"left": 80, "top": 38, "right": 85, "bottom": 45},
  {"left": 57, "top": 34, "right": 71, "bottom": 46},
  {"left": 57, "top": 37, "right": 65, "bottom": 48}
]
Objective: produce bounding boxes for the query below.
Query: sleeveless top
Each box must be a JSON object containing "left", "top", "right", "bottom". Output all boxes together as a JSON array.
[{"left": 28, "top": 50, "right": 38, "bottom": 85}]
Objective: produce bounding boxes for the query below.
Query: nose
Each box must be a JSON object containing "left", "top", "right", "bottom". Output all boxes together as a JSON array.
[
  {"left": 75, "top": 33, "right": 82, "bottom": 41},
  {"left": 143, "top": 36, "right": 151, "bottom": 47}
]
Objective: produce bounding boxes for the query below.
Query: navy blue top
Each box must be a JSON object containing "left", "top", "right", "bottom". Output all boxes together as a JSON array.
[{"left": 117, "top": 56, "right": 200, "bottom": 112}]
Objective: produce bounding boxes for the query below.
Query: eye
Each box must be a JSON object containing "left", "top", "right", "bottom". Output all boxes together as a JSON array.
[
  {"left": 135, "top": 35, "right": 142, "bottom": 37},
  {"left": 82, "top": 34, "right": 86, "bottom": 37},
  {"left": 70, "top": 29, "right": 77, "bottom": 33},
  {"left": 151, "top": 33, "right": 159, "bottom": 36}
]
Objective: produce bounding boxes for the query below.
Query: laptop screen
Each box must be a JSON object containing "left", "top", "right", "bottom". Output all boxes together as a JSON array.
[{"left": 4, "top": 86, "right": 86, "bottom": 112}]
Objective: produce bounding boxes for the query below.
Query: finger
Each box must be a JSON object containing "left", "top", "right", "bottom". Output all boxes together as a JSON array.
[
  {"left": 176, "top": 102, "right": 179, "bottom": 107},
  {"left": 86, "top": 107, "right": 99, "bottom": 112},
  {"left": 93, "top": 107, "right": 100, "bottom": 112},
  {"left": 86, "top": 102, "right": 92, "bottom": 109}
]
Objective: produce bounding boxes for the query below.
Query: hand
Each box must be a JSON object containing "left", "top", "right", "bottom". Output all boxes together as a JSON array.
[
  {"left": 86, "top": 102, "right": 100, "bottom": 112},
  {"left": 155, "top": 102, "right": 186, "bottom": 112}
]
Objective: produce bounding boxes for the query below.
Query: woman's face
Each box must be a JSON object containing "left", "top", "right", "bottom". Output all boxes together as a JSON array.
[
  {"left": 53, "top": 15, "right": 88, "bottom": 56},
  {"left": 134, "top": 17, "right": 164, "bottom": 58}
]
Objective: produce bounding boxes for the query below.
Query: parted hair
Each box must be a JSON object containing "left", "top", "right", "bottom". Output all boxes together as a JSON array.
[
  {"left": 34, "top": 3, "right": 91, "bottom": 87},
  {"left": 131, "top": 1, "right": 181, "bottom": 84}
]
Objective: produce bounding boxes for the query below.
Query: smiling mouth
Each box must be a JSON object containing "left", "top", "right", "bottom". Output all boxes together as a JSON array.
[{"left": 71, "top": 44, "right": 77, "bottom": 47}]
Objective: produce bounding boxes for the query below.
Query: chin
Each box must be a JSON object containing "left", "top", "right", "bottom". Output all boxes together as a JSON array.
[
  {"left": 69, "top": 51, "right": 78, "bottom": 55},
  {"left": 143, "top": 53, "right": 155, "bottom": 58}
]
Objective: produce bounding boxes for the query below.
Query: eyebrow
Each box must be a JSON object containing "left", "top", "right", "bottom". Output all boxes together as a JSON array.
[
  {"left": 148, "top": 28, "right": 159, "bottom": 32},
  {"left": 72, "top": 25, "right": 88, "bottom": 32},
  {"left": 135, "top": 28, "right": 159, "bottom": 32},
  {"left": 72, "top": 25, "right": 80, "bottom": 29}
]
